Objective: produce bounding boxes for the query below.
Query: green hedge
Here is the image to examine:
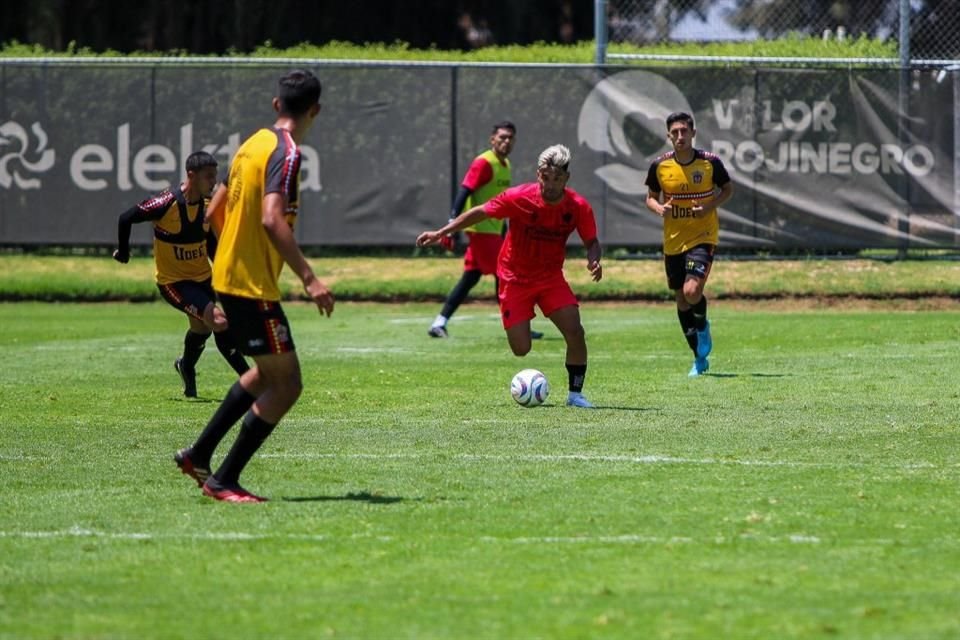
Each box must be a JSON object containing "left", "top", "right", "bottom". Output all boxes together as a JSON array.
[{"left": 0, "top": 35, "right": 897, "bottom": 64}]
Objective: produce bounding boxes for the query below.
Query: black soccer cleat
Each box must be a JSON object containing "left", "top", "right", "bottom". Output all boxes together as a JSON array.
[{"left": 174, "top": 357, "right": 197, "bottom": 398}]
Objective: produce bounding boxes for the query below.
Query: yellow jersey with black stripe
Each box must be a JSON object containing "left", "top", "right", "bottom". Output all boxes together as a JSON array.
[
  {"left": 645, "top": 149, "right": 731, "bottom": 255},
  {"left": 134, "top": 186, "right": 210, "bottom": 285},
  {"left": 213, "top": 127, "right": 301, "bottom": 301}
]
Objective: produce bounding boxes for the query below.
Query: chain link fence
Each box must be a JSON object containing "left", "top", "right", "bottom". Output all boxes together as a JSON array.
[{"left": 604, "top": 0, "right": 959, "bottom": 64}]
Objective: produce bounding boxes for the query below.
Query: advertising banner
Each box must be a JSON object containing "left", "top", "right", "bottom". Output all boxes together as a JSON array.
[{"left": 0, "top": 63, "right": 955, "bottom": 249}]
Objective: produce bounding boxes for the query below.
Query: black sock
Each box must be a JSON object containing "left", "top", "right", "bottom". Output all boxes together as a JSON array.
[
  {"left": 678, "top": 307, "right": 698, "bottom": 354},
  {"left": 191, "top": 381, "right": 256, "bottom": 467},
  {"left": 691, "top": 296, "right": 708, "bottom": 331},
  {"left": 440, "top": 270, "right": 482, "bottom": 318},
  {"left": 214, "top": 411, "right": 277, "bottom": 487},
  {"left": 182, "top": 330, "right": 209, "bottom": 369},
  {"left": 566, "top": 363, "right": 587, "bottom": 393},
  {"left": 214, "top": 331, "right": 250, "bottom": 376}
]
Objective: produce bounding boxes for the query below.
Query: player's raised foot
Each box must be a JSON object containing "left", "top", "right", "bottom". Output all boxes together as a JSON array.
[
  {"left": 688, "top": 356, "right": 709, "bottom": 377},
  {"left": 427, "top": 326, "right": 449, "bottom": 338},
  {"left": 202, "top": 477, "right": 268, "bottom": 503},
  {"left": 173, "top": 448, "right": 210, "bottom": 488},
  {"left": 174, "top": 357, "right": 197, "bottom": 398},
  {"left": 696, "top": 320, "right": 712, "bottom": 358},
  {"left": 566, "top": 392, "right": 595, "bottom": 408},
  {"left": 531, "top": 330, "right": 544, "bottom": 340}
]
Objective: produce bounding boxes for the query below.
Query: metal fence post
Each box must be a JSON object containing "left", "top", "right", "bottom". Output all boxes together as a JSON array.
[
  {"left": 594, "top": 0, "right": 607, "bottom": 65},
  {"left": 897, "top": 0, "right": 911, "bottom": 255}
]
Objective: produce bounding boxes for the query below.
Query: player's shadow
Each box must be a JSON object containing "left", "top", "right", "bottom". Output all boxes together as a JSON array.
[
  {"left": 700, "top": 372, "right": 787, "bottom": 378},
  {"left": 545, "top": 403, "right": 649, "bottom": 411},
  {"left": 172, "top": 397, "right": 217, "bottom": 404},
  {"left": 280, "top": 491, "right": 413, "bottom": 504}
]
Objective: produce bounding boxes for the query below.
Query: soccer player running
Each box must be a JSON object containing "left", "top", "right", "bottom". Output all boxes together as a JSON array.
[
  {"left": 644, "top": 112, "right": 734, "bottom": 377},
  {"left": 174, "top": 70, "right": 334, "bottom": 503},
  {"left": 418, "top": 144, "right": 602, "bottom": 408},
  {"left": 428, "top": 121, "right": 542, "bottom": 340},
  {"left": 112, "top": 151, "right": 249, "bottom": 398}
]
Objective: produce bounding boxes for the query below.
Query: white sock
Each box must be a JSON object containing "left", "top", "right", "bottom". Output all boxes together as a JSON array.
[{"left": 431, "top": 315, "right": 447, "bottom": 329}]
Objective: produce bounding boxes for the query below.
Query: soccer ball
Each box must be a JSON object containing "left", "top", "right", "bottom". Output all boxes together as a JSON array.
[{"left": 510, "top": 368, "right": 550, "bottom": 407}]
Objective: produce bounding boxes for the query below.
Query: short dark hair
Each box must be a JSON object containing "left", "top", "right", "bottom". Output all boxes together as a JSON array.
[
  {"left": 666, "top": 112, "right": 694, "bottom": 130},
  {"left": 491, "top": 120, "right": 516, "bottom": 135},
  {"left": 278, "top": 69, "right": 322, "bottom": 117},
  {"left": 185, "top": 150, "right": 217, "bottom": 173}
]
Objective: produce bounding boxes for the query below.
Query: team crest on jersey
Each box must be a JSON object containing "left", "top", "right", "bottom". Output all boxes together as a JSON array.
[
  {"left": 693, "top": 171, "right": 704, "bottom": 184},
  {"left": 563, "top": 212, "right": 573, "bottom": 224}
]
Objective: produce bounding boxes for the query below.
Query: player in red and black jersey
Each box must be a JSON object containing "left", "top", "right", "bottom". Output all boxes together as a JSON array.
[
  {"left": 418, "top": 144, "right": 602, "bottom": 408},
  {"left": 645, "top": 112, "right": 734, "bottom": 377},
  {"left": 112, "top": 151, "right": 248, "bottom": 397}
]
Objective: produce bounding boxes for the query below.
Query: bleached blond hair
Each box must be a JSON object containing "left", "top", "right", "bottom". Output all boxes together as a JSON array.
[{"left": 537, "top": 144, "right": 571, "bottom": 172}]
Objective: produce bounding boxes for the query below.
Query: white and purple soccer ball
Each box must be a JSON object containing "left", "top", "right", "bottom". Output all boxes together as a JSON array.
[{"left": 510, "top": 368, "right": 550, "bottom": 407}]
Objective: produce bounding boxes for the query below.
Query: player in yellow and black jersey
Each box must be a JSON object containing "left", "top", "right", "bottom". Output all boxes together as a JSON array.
[
  {"left": 113, "top": 151, "right": 248, "bottom": 397},
  {"left": 645, "top": 112, "right": 734, "bottom": 377},
  {"left": 173, "top": 70, "right": 334, "bottom": 503}
]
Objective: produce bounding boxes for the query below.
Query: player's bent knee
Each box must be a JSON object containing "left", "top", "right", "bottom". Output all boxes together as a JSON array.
[
  {"left": 510, "top": 342, "right": 532, "bottom": 357},
  {"left": 560, "top": 324, "right": 585, "bottom": 342},
  {"left": 683, "top": 289, "right": 703, "bottom": 305}
]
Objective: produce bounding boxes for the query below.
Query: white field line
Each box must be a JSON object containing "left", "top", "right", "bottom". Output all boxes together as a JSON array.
[
  {"left": 1, "top": 451, "right": 944, "bottom": 470},
  {"left": 0, "top": 527, "right": 828, "bottom": 546},
  {"left": 332, "top": 347, "right": 417, "bottom": 354},
  {"left": 258, "top": 451, "right": 941, "bottom": 470},
  {"left": 388, "top": 315, "right": 490, "bottom": 325}
]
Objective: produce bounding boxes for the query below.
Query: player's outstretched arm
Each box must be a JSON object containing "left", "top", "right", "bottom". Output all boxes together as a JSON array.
[
  {"left": 112, "top": 205, "right": 142, "bottom": 263},
  {"left": 416, "top": 205, "right": 489, "bottom": 247}
]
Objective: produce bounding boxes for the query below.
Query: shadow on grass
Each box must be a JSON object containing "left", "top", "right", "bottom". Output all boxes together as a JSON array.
[
  {"left": 533, "top": 403, "right": 650, "bottom": 412},
  {"left": 280, "top": 491, "right": 414, "bottom": 504},
  {"left": 586, "top": 404, "right": 651, "bottom": 411},
  {"left": 700, "top": 372, "right": 787, "bottom": 378}
]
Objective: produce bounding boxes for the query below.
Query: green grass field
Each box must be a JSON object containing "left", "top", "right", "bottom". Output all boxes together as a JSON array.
[{"left": 1, "top": 300, "right": 958, "bottom": 639}]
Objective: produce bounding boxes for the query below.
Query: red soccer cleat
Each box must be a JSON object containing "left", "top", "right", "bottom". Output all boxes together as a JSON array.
[
  {"left": 173, "top": 448, "right": 210, "bottom": 488},
  {"left": 202, "top": 479, "right": 268, "bottom": 503}
]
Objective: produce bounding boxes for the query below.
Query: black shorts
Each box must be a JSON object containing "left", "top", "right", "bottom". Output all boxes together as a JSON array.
[
  {"left": 218, "top": 293, "right": 296, "bottom": 356},
  {"left": 664, "top": 244, "right": 715, "bottom": 291},
  {"left": 157, "top": 279, "right": 216, "bottom": 320}
]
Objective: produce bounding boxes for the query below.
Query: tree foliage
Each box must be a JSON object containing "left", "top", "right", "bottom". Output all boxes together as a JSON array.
[
  {"left": 0, "top": 0, "right": 596, "bottom": 53},
  {"left": 726, "top": 0, "right": 960, "bottom": 58}
]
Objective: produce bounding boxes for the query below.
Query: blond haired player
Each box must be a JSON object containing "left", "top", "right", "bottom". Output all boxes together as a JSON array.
[{"left": 418, "top": 144, "right": 602, "bottom": 408}]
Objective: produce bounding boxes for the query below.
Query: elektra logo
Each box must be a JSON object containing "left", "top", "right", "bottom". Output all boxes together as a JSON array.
[
  {"left": 577, "top": 69, "right": 935, "bottom": 197},
  {"left": 0, "top": 121, "right": 56, "bottom": 189},
  {"left": 69, "top": 124, "right": 321, "bottom": 192},
  {"left": 0, "top": 122, "right": 322, "bottom": 193}
]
